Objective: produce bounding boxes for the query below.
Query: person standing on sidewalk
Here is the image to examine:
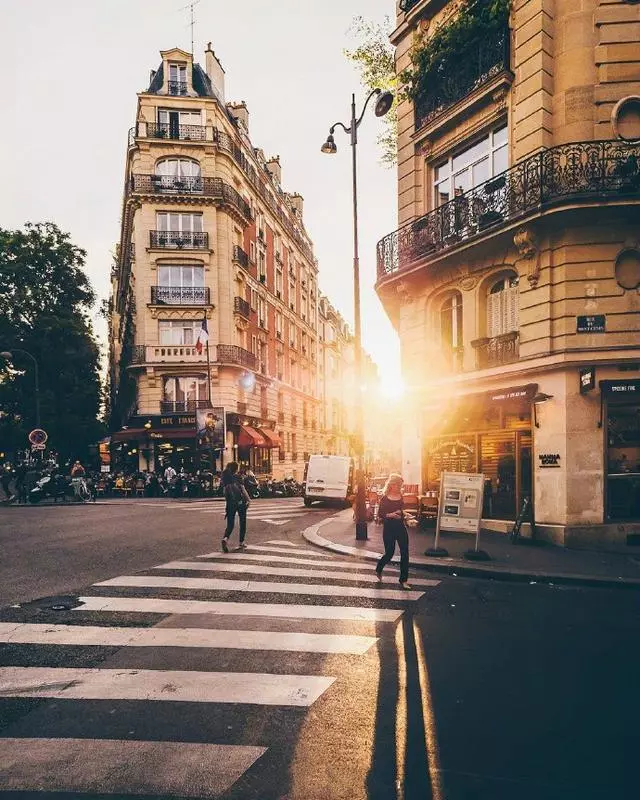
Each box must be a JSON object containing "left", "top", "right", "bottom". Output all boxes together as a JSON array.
[
  {"left": 375, "top": 473, "right": 412, "bottom": 589},
  {"left": 221, "top": 462, "right": 251, "bottom": 553}
]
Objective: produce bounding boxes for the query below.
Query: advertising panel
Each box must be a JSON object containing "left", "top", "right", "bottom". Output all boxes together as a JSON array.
[
  {"left": 438, "top": 471, "right": 485, "bottom": 534},
  {"left": 196, "top": 407, "right": 226, "bottom": 450}
]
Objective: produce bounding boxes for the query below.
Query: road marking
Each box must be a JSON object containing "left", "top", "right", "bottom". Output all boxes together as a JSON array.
[
  {"left": 247, "top": 544, "right": 337, "bottom": 557},
  {"left": 75, "top": 596, "right": 404, "bottom": 622},
  {"left": 0, "top": 737, "right": 266, "bottom": 798},
  {"left": 94, "top": 575, "right": 425, "bottom": 601},
  {"left": 266, "top": 539, "right": 303, "bottom": 546},
  {"left": 197, "top": 551, "right": 406, "bottom": 572},
  {"left": 155, "top": 561, "right": 440, "bottom": 588},
  {"left": 0, "top": 666, "right": 335, "bottom": 706},
  {"left": 0, "top": 622, "right": 377, "bottom": 655}
]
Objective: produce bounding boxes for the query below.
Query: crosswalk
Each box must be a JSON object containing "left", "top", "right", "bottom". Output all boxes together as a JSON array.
[
  {"left": 0, "top": 538, "right": 441, "bottom": 798},
  {"left": 138, "top": 496, "right": 316, "bottom": 526}
]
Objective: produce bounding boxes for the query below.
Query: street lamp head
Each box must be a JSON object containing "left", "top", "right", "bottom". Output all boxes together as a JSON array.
[
  {"left": 374, "top": 90, "right": 394, "bottom": 118},
  {"left": 320, "top": 133, "right": 337, "bottom": 155}
]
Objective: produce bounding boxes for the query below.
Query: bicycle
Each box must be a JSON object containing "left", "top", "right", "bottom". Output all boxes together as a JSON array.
[{"left": 71, "top": 477, "right": 91, "bottom": 503}]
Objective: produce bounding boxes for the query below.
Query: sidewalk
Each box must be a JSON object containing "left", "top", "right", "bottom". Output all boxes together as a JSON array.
[{"left": 303, "top": 511, "right": 640, "bottom": 589}]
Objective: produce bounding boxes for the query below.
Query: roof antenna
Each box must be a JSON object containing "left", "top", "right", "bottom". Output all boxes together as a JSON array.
[{"left": 180, "top": 0, "right": 200, "bottom": 55}]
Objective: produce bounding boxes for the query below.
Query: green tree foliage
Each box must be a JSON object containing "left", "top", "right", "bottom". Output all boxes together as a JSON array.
[
  {"left": 344, "top": 16, "right": 397, "bottom": 167},
  {"left": 0, "top": 222, "right": 105, "bottom": 461}
]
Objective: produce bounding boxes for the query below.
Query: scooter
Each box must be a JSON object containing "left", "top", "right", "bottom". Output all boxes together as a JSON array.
[
  {"left": 244, "top": 473, "right": 261, "bottom": 499},
  {"left": 29, "top": 474, "right": 73, "bottom": 504}
]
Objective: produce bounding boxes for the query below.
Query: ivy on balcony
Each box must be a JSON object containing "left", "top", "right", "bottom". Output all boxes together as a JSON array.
[{"left": 400, "top": 0, "right": 511, "bottom": 128}]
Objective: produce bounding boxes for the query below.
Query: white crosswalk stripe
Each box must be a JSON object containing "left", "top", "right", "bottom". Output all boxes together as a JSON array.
[{"left": 0, "top": 538, "right": 439, "bottom": 796}]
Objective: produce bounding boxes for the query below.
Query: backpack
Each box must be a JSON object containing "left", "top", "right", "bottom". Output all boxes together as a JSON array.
[{"left": 226, "top": 479, "right": 247, "bottom": 509}]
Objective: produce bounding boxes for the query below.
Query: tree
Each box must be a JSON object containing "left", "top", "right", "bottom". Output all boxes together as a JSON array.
[
  {"left": 0, "top": 222, "right": 105, "bottom": 462},
  {"left": 344, "top": 16, "right": 397, "bottom": 167}
]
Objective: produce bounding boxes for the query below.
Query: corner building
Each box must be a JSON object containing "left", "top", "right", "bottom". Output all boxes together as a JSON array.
[
  {"left": 377, "top": 0, "right": 640, "bottom": 548},
  {"left": 109, "top": 46, "right": 321, "bottom": 479}
]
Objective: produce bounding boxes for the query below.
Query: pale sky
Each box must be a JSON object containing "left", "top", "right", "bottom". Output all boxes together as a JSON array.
[{"left": 1, "top": 0, "right": 400, "bottom": 384}]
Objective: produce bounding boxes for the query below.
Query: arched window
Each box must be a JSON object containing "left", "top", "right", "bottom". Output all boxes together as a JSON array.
[
  {"left": 155, "top": 157, "right": 201, "bottom": 178},
  {"left": 487, "top": 274, "right": 519, "bottom": 337},
  {"left": 441, "top": 292, "right": 463, "bottom": 351}
]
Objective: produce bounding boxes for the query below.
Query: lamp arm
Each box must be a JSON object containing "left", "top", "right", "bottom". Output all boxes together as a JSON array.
[
  {"left": 355, "top": 88, "right": 382, "bottom": 129},
  {"left": 329, "top": 121, "right": 351, "bottom": 136}
]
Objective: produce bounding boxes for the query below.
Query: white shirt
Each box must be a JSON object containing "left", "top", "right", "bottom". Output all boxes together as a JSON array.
[{"left": 164, "top": 467, "right": 176, "bottom": 482}]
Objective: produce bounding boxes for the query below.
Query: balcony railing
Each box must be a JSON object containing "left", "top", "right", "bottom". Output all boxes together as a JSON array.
[
  {"left": 233, "top": 245, "right": 249, "bottom": 268},
  {"left": 472, "top": 332, "right": 519, "bottom": 369},
  {"left": 216, "top": 344, "right": 257, "bottom": 370},
  {"left": 130, "top": 344, "right": 207, "bottom": 365},
  {"left": 160, "top": 400, "right": 208, "bottom": 413},
  {"left": 150, "top": 286, "right": 210, "bottom": 305},
  {"left": 415, "top": 28, "right": 510, "bottom": 130},
  {"left": 145, "top": 122, "right": 206, "bottom": 141},
  {"left": 377, "top": 139, "right": 640, "bottom": 279},
  {"left": 168, "top": 80, "right": 188, "bottom": 95},
  {"left": 150, "top": 230, "right": 208, "bottom": 249},
  {"left": 131, "top": 175, "right": 252, "bottom": 220},
  {"left": 234, "top": 296, "right": 251, "bottom": 318}
]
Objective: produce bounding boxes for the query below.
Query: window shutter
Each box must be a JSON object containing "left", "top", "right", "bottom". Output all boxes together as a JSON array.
[
  {"left": 505, "top": 286, "right": 519, "bottom": 333},
  {"left": 487, "top": 291, "right": 502, "bottom": 337}
]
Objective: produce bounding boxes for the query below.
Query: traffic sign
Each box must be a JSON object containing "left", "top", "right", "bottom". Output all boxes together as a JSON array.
[
  {"left": 28, "top": 429, "right": 48, "bottom": 445},
  {"left": 31, "top": 443, "right": 46, "bottom": 451}
]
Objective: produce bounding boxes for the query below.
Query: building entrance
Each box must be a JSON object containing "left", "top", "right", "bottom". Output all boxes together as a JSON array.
[{"left": 605, "top": 383, "right": 640, "bottom": 521}]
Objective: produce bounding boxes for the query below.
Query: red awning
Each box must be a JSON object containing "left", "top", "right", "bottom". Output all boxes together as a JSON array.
[
  {"left": 238, "top": 426, "right": 267, "bottom": 447},
  {"left": 111, "top": 428, "right": 148, "bottom": 442},
  {"left": 258, "top": 428, "right": 282, "bottom": 448}
]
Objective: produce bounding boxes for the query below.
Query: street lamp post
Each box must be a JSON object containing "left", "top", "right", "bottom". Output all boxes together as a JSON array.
[
  {"left": 321, "top": 88, "right": 394, "bottom": 540},
  {"left": 0, "top": 349, "right": 41, "bottom": 428}
]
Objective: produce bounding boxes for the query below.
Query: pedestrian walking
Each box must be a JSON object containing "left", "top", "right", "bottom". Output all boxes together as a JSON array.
[
  {"left": 220, "top": 462, "right": 251, "bottom": 553},
  {"left": 375, "top": 473, "right": 412, "bottom": 589},
  {"left": 0, "top": 466, "right": 14, "bottom": 502}
]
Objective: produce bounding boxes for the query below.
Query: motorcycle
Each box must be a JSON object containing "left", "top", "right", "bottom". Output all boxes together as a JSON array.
[
  {"left": 244, "top": 472, "right": 261, "bottom": 499},
  {"left": 283, "top": 476, "right": 303, "bottom": 497},
  {"left": 29, "top": 474, "right": 74, "bottom": 504}
]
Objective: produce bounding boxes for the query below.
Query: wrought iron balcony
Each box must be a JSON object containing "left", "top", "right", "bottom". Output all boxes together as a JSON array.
[
  {"left": 168, "top": 80, "right": 188, "bottom": 95},
  {"left": 146, "top": 122, "right": 206, "bottom": 141},
  {"left": 472, "top": 332, "right": 519, "bottom": 369},
  {"left": 150, "top": 231, "right": 208, "bottom": 249},
  {"left": 233, "top": 245, "right": 249, "bottom": 268},
  {"left": 130, "top": 344, "right": 207, "bottom": 365},
  {"left": 377, "top": 139, "right": 640, "bottom": 279},
  {"left": 131, "top": 175, "right": 252, "bottom": 220},
  {"left": 216, "top": 344, "right": 257, "bottom": 370},
  {"left": 150, "top": 286, "right": 210, "bottom": 305},
  {"left": 415, "top": 28, "right": 510, "bottom": 130},
  {"left": 160, "top": 399, "right": 208, "bottom": 413},
  {"left": 234, "top": 296, "right": 251, "bottom": 318}
]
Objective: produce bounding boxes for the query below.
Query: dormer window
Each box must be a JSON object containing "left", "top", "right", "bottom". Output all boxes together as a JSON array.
[{"left": 168, "top": 64, "right": 187, "bottom": 95}]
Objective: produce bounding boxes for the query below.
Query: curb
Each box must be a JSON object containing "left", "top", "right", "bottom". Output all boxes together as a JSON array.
[{"left": 302, "top": 517, "right": 640, "bottom": 591}]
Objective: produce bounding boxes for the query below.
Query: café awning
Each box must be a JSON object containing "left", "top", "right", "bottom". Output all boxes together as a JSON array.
[
  {"left": 238, "top": 426, "right": 267, "bottom": 447},
  {"left": 258, "top": 428, "right": 282, "bottom": 448}
]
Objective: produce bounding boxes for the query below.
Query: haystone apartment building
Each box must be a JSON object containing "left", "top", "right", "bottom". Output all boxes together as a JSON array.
[
  {"left": 109, "top": 45, "right": 324, "bottom": 479},
  {"left": 376, "top": 0, "right": 640, "bottom": 548}
]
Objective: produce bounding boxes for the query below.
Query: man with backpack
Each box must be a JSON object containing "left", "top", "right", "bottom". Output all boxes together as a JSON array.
[{"left": 221, "top": 462, "right": 251, "bottom": 552}]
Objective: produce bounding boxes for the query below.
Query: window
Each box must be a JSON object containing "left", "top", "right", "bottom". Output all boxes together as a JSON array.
[
  {"left": 158, "top": 109, "right": 202, "bottom": 135},
  {"left": 487, "top": 274, "right": 519, "bottom": 337},
  {"left": 290, "top": 323, "right": 297, "bottom": 348},
  {"left": 433, "top": 125, "right": 508, "bottom": 207},
  {"left": 251, "top": 335, "right": 258, "bottom": 357},
  {"left": 157, "top": 264, "right": 204, "bottom": 287},
  {"left": 168, "top": 63, "right": 187, "bottom": 95},
  {"left": 163, "top": 376, "right": 207, "bottom": 407},
  {"left": 258, "top": 297, "right": 267, "bottom": 327},
  {"left": 275, "top": 267, "right": 283, "bottom": 298},
  {"left": 159, "top": 319, "right": 200, "bottom": 345},
  {"left": 276, "top": 311, "right": 283, "bottom": 337},
  {"left": 156, "top": 212, "right": 202, "bottom": 233},
  {"left": 250, "top": 241, "right": 256, "bottom": 263},
  {"left": 441, "top": 293, "right": 463, "bottom": 350},
  {"left": 250, "top": 288, "right": 258, "bottom": 311},
  {"left": 156, "top": 158, "right": 200, "bottom": 178},
  {"left": 289, "top": 282, "right": 296, "bottom": 312},
  {"left": 258, "top": 251, "right": 266, "bottom": 282}
]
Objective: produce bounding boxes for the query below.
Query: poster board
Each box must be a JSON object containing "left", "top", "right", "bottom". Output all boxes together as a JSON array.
[
  {"left": 438, "top": 471, "right": 484, "bottom": 534},
  {"left": 196, "top": 407, "right": 226, "bottom": 450}
]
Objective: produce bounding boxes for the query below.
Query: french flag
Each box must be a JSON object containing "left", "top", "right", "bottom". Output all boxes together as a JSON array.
[{"left": 195, "top": 315, "right": 209, "bottom": 354}]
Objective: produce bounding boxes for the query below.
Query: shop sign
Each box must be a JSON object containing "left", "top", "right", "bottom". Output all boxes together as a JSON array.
[
  {"left": 538, "top": 453, "right": 561, "bottom": 468},
  {"left": 579, "top": 367, "right": 596, "bottom": 394},
  {"left": 600, "top": 379, "right": 640, "bottom": 396},
  {"left": 159, "top": 415, "right": 196, "bottom": 427},
  {"left": 487, "top": 385, "right": 535, "bottom": 404},
  {"left": 577, "top": 314, "right": 606, "bottom": 333},
  {"left": 438, "top": 471, "right": 485, "bottom": 534}
]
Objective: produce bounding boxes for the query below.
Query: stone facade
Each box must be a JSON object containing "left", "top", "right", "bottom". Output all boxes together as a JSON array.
[{"left": 378, "top": 0, "right": 640, "bottom": 548}]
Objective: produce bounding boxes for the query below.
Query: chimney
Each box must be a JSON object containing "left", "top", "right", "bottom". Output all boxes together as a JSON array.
[
  {"left": 205, "top": 42, "right": 225, "bottom": 101},
  {"left": 266, "top": 156, "right": 281, "bottom": 184},
  {"left": 227, "top": 101, "right": 249, "bottom": 132},
  {"left": 290, "top": 192, "right": 304, "bottom": 217}
]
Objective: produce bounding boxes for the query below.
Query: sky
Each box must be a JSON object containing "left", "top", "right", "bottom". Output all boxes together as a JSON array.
[{"left": 1, "top": 0, "right": 400, "bottom": 385}]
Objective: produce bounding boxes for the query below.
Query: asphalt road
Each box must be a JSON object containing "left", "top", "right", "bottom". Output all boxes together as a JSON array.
[{"left": 0, "top": 498, "right": 638, "bottom": 799}]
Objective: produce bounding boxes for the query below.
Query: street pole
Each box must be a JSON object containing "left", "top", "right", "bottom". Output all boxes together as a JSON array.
[
  {"left": 1, "top": 348, "right": 40, "bottom": 428},
  {"left": 321, "top": 88, "right": 394, "bottom": 541},
  {"left": 349, "top": 93, "right": 368, "bottom": 541}
]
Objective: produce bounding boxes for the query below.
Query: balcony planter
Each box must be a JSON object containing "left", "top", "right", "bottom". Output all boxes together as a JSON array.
[{"left": 478, "top": 210, "right": 504, "bottom": 230}]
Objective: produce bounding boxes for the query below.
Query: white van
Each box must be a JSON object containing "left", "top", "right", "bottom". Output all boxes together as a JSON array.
[{"left": 303, "top": 455, "right": 354, "bottom": 507}]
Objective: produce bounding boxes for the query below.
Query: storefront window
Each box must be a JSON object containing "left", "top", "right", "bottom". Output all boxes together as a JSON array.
[{"left": 606, "top": 399, "right": 640, "bottom": 520}]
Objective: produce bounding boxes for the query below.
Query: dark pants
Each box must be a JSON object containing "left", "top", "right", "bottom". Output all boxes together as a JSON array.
[
  {"left": 376, "top": 522, "right": 409, "bottom": 583},
  {"left": 224, "top": 504, "right": 247, "bottom": 543}
]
